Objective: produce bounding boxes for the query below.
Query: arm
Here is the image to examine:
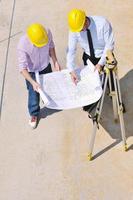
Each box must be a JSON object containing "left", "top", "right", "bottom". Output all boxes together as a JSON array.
[
  {"left": 21, "top": 69, "right": 40, "bottom": 92},
  {"left": 49, "top": 47, "right": 61, "bottom": 71},
  {"left": 98, "top": 20, "right": 115, "bottom": 68},
  {"left": 17, "top": 49, "right": 40, "bottom": 92},
  {"left": 66, "top": 32, "right": 79, "bottom": 84},
  {"left": 48, "top": 29, "right": 61, "bottom": 71}
]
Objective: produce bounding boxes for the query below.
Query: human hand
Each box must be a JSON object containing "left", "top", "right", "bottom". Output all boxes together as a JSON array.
[
  {"left": 54, "top": 61, "right": 61, "bottom": 71},
  {"left": 32, "top": 81, "right": 41, "bottom": 92},
  {"left": 70, "top": 71, "right": 79, "bottom": 85},
  {"left": 94, "top": 64, "right": 102, "bottom": 72}
]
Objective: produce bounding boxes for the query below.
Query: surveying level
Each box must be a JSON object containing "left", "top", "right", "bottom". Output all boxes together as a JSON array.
[{"left": 87, "top": 50, "right": 127, "bottom": 161}]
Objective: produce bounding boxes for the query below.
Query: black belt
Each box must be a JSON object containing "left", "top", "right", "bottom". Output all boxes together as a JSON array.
[
  {"left": 29, "top": 63, "right": 52, "bottom": 75},
  {"left": 39, "top": 63, "right": 52, "bottom": 74}
]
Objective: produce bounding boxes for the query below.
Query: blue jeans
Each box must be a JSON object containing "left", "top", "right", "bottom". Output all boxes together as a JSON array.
[{"left": 25, "top": 63, "right": 52, "bottom": 116}]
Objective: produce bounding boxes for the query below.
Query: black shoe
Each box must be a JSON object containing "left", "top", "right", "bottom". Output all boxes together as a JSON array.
[
  {"left": 83, "top": 105, "right": 91, "bottom": 112},
  {"left": 83, "top": 101, "right": 99, "bottom": 113},
  {"left": 122, "top": 103, "right": 126, "bottom": 113}
]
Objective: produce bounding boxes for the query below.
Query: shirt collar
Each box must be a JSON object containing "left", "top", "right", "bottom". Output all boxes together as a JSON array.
[{"left": 87, "top": 17, "right": 92, "bottom": 29}]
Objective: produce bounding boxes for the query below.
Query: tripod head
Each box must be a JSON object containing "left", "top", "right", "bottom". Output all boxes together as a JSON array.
[{"left": 106, "top": 50, "right": 117, "bottom": 69}]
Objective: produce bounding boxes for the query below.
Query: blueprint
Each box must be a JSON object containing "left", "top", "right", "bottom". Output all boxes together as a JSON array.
[{"left": 35, "top": 60, "right": 102, "bottom": 110}]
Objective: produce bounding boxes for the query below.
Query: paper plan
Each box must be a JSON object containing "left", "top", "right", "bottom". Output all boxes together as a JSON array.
[{"left": 36, "top": 61, "right": 102, "bottom": 109}]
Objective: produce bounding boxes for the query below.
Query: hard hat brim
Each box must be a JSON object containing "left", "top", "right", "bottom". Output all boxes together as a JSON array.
[
  {"left": 69, "top": 25, "right": 84, "bottom": 32},
  {"left": 33, "top": 38, "right": 48, "bottom": 47}
]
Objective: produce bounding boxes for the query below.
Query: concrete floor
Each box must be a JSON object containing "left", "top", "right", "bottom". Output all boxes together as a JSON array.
[{"left": 0, "top": 0, "right": 133, "bottom": 199}]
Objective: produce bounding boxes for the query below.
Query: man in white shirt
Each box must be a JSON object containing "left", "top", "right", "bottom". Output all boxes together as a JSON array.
[
  {"left": 67, "top": 9, "right": 114, "bottom": 84},
  {"left": 66, "top": 9, "right": 115, "bottom": 111}
]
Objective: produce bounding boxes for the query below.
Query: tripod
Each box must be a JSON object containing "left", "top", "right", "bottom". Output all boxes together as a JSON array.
[{"left": 88, "top": 50, "right": 127, "bottom": 161}]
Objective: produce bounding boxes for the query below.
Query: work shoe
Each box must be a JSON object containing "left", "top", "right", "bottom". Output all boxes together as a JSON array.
[
  {"left": 29, "top": 116, "right": 38, "bottom": 129},
  {"left": 83, "top": 101, "right": 99, "bottom": 113},
  {"left": 122, "top": 103, "right": 126, "bottom": 113},
  {"left": 83, "top": 105, "right": 91, "bottom": 112}
]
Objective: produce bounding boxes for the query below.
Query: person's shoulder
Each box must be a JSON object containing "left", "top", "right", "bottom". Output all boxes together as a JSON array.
[
  {"left": 91, "top": 16, "right": 107, "bottom": 22},
  {"left": 68, "top": 30, "right": 78, "bottom": 37},
  {"left": 18, "top": 34, "right": 27, "bottom": 43},
  {"left": 46, "top": 28, "right": 54, "bottom": 44},
  {"left": 90, "top": 16, "right": 111, "bottom": 28},
  {"left": 47, "top": 28, "right": 50, "bottom": 33},
  {"left": 17, "top": 34, "right": 29, "bottom": 49},
  {"left": 46, "top": 28, "right": 54, "bottom": 41},
  {"left": 47, "top": 28, "right": 53, "bottom": 36}
]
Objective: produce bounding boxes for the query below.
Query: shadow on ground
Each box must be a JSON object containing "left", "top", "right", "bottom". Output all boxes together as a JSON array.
[
  {"left": 95, "top": 69, "right": 133, "bottom": 157},
  {"left": 38, "top": 70, "right": 133, "bottom": 157},
  {"left": 39, "top": 107, "right": 62, "bottom": 119}
]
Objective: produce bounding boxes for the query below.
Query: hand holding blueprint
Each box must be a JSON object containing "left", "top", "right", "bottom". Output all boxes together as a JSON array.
[{"left": 35, "top": 60, "right": 102, "bottom": 110}]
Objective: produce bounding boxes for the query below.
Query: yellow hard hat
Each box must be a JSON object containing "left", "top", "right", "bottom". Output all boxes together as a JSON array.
[
  {"left": 27, "top": 23, "right": 48, "bottom": 47},
  {"left": 68, "top": 9, "right": 86, "bottom": 32}
]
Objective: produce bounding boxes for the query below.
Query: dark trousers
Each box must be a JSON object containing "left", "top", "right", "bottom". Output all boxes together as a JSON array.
[
  {"left": 82, "top": 52, "right": 115, "bottom": 90},
  {"left": 82, "top": 52, "right": 100, "bottom": 66},
  {"left": 82, "top": 52, "right": 125, "bottom": 115},
  {"left": 25, "top": 63, "right": 52, "bottom": 117}
]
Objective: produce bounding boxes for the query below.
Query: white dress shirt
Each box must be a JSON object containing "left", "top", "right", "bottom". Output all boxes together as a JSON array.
[{"left": 66, "top": 16, "right": 115, "bottom": 72}]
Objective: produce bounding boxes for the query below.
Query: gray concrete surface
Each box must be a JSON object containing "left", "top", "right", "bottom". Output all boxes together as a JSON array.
[{"left": 0, "top": 0, "right": 133, "bottom": 199}]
